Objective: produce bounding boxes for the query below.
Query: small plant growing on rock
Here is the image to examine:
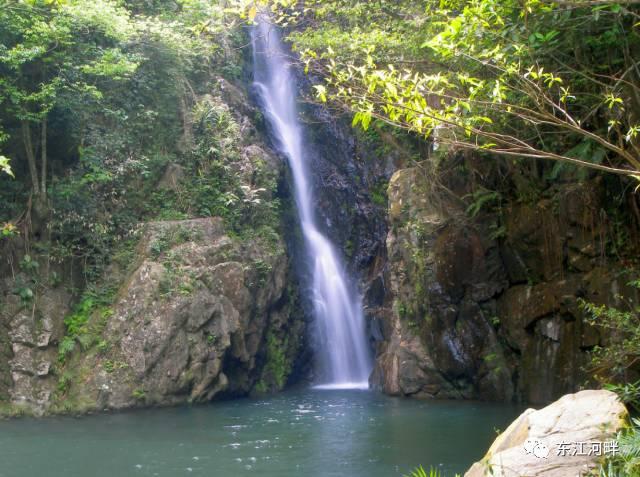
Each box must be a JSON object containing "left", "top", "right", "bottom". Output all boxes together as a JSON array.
[
  {"left": 579, "top": 278, "right": 640, "bottom": 384},
  {"left": 96, "top": 340, "right": 110, "bottom": 353},
  {"left": 103, "top": 360, "right": 115, "bottom": 373},
  {"left": 58, "top": 336, "right": 76, "bottom": 362},
  {"left": 597, "top": 418, "right": 640, "bottom": 477},
  {"left": 57, "top": 371, "right": 74, "bottom": 395},
  {"left": 404, "top": 466, "right": 460, "bottom": 477},
  {"left": 132, "top": 389, "right": 146, "bottom": 401}
]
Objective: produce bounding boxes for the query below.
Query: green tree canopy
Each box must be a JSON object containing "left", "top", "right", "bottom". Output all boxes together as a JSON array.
[{"left": 237, "top": 0, "right": 640, "bottom": 178}]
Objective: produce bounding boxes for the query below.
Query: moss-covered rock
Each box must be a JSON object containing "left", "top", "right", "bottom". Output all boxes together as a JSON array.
[{"left": 0, "top": 73, "right": 309, "bottom": 416}]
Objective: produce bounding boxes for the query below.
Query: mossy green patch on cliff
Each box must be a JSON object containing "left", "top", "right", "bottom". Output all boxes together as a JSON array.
[
  {"left": 58, "top": 287, "right": 115, "bottom": 364},
  {"left": 254, "top": 332, "right": 293, "bottom": 394},
  {"left": 0, "top": 402, "right": 35, "bottom": 419}
]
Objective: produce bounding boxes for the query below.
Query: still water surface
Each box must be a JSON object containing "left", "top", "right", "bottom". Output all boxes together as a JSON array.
[{"left": 0, "top": 389, "right": 521, "bottom": 477}]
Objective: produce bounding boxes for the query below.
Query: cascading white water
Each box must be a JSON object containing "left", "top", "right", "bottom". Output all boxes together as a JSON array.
[{"left": 251, "top": 20, "right": 372, "bottom": 389}]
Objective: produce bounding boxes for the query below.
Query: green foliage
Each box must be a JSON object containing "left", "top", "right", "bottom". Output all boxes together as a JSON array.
[
  {"left": 0, "top": 0, "right": 142, "bottom": 195},
  {"left": 57, "top": 370, "right": 74, "bottom": 395},
  {"left": 604, "top": 381, "right": 640, "bottom": 414},
  {"left": 598, "top": 418, "right": 640, "bottom": 477},
  {"left": 404, "top": 466, "right": 460, "bottom": 477},
  {"left": 465, "top": 188, "right": 501, "bottom": 218},
  {"left": 58, "top": 287, "right": 114, "bottom": 362},
  {"left": 370, "top": 180, "right": 388, "bottom": 207},
  {"left": 257, "top": 331, "right": 291, "bottom": 392},
  {"left": 0, "top": 0, "right": 246, "bottom": 280},
  {"left": 248, "top": 0, "right": 640, "bottom": 178},
  {"left": 252, "top": 259, "right": 273, "bottom": 286},
  {"left": 579, "top": 278, "right": 640, "bottom": 382},
  {"left": 132, "top": 389, "right": 146, "bottom": 400},
  {"left": 57, "top": 336, "right": 76, "bottom": 362},
  {"left": 103, "top": 359, "right": 128, "bottom": 373},
  {"left": 19, "top": 255, "right": 39, "bottom": 274},
  {"left": 1, "top": 221, "right": 18, "bottom": 238},
  {"left": 0, "top": 156, "right": 13, "bottom": 177},
  {"left": 136, "top": 97, "right": 283, "bottom": 245},
  {"left": 150, "top": 225, "right": 198, "bottom": 259}
]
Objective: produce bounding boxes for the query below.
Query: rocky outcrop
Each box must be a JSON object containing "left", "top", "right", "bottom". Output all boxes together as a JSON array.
[
  {"left": 371, "top": 167, "right": 513, "bottom": 399},
  {"left": 0, "top": 282, "right": 72, "bottom": 415},
  {"left": 372, "top": 162, "right": 637, "bottom": 403},
  {"left": 465, "top": 389, "right": 628, "bottom": 476},
  {"left": 0, "top": 73, "right": 310, "bottom": 416},
  {"left": 54, "top": 217, "right": 304, "bottom": 412}
]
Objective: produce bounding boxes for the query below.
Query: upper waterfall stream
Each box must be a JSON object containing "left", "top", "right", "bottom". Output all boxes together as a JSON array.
[{"left": 251, "top": 20, "right": 372, "bottom": 388}]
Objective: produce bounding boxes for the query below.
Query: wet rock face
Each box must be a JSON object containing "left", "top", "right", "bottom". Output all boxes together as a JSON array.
[
  {"left": 372, "top": 165, "right": 635, "bottom": 404},
  {"left": 59, "top": 218, "right": 304, "bottom": 411},
  {"left": 465, "top": 389, "right": 628, "bottom": 476},
  {"left": 299, "top": 108, "right": 391, "bottom": 277},
  {"left": 372, "top": 167, "right": 514, "bottom": 400}
]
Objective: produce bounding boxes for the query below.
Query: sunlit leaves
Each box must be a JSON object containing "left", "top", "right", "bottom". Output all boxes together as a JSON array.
[
  {"left": 626, "top": 125, "right": 640, "bottom": 144},
  {"left": 261, "top": 0, "right": 640, "bottom": 176},
  {"left": 313, "top": 84, "right": 327, "bottom": 102},
  {"left": 605, "top": 93, "right": 625, "bottom": 110},
  {"left": 79, "top": 48, "right": 139, "bottom": 79},
  {"left": 0, "top": 156, "right": 14, "bottom": 178}
]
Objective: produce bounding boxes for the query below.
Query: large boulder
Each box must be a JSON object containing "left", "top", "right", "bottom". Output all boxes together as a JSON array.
[
  {"left": 54, "top": 218, "right": 305, "bottom": 412},
  {"left": 465, "top": 389, "right": 628, "bottom": 477}
]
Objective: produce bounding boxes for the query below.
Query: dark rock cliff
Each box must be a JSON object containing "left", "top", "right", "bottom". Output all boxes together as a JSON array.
[{"left": 370, "top": 155, "right": 639, "bottom": 404}]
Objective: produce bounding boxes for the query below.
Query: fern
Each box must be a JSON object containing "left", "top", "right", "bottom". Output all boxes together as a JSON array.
[
  {"left": 464, "top": 188, "right": 501, "bottom": 218},
  {"left": 58, "top": 336, "right": 76, "bottom": 362},
  {"left": 404, "top": 466, "right": 458, "bottom": 477},
  {"left": 599, "top": 418, "right": 640, "bottom": 476}
]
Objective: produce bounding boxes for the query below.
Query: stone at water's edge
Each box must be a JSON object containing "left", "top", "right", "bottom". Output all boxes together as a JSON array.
[{"left": 465, "top": 390, "right": 628, "bottom": 477}]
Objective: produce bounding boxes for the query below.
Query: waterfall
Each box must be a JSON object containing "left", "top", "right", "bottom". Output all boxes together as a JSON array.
[{"left": 251, "top": 20, "right": 372, "bottom": 389}]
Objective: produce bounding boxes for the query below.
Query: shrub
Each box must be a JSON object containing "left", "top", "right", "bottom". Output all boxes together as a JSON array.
[{"left": 579, "top": 278, "right": 640, "bottom": 383}]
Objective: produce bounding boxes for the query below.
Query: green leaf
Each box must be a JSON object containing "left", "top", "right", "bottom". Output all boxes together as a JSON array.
[
  {"left": 313, "top": 84, "right": 327, "bottom": 102},
  {"left": 0, "top": 155, "right": 14, "bottom": 178}
]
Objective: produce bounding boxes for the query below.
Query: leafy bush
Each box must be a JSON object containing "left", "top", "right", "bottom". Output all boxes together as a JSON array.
[
  {"left": 604, "top": 381, "right": 640, "bottom": 414},
  {"left": 579, "top": 278, "right": 640, "bottom": 383},
  {"left": 598, "top": 418, "right": 640, "bottom": 477}
]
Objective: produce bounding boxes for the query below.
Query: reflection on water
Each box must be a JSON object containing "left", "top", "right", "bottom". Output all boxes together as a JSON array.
[{"left": 0, "top": 389, "right": 521, "bottom": 477}]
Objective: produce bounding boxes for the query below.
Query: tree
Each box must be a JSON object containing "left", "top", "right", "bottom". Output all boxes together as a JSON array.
[
  {"left": 0, "top": 0, "right": 137, "bottom": 204},
  {"left": 236, "top": 0, "right": 640, "bottom": 178}
]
